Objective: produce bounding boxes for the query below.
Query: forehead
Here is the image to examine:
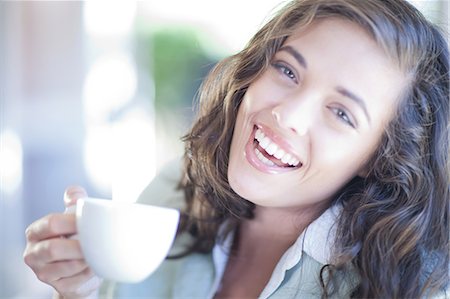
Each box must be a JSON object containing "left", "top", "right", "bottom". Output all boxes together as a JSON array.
[
  {"left": 285, "top": 18, "right": 382, "bottom": 61},
  {"left": 279, "top": 18, "right": 408, "bottom": 126}
]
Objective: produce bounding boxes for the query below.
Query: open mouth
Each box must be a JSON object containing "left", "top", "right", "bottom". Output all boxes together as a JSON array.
[{"left": 251, "top": 126, "right": 302, "bottom": 169}]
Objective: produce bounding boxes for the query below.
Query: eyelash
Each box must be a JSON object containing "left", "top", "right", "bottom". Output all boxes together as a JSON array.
[
  {"left": 271, "top": 60, "right": 356, "bottom": 129},
  {"left": 332, "top": 107, "right": 355, "bottom": 128},
  {"left": 271, "top": 61, "right": 298, "bottom": 83}
]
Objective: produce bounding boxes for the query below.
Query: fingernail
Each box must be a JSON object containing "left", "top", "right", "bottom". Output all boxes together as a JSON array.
[{"left": 64, "top": 186, "right": 87, "bottom": 206}]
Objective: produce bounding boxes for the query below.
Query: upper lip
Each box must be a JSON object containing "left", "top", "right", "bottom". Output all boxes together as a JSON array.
[{"left": 254, "top": 123, "right": 305, "bottom": 166}]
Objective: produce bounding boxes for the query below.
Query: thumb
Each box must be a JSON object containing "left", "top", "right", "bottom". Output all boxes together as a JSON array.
[{"left": 63, "top": 185, "right": 88, "bottom": 208}]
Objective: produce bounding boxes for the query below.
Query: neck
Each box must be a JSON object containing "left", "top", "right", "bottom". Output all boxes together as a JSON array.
[{"left": 236, "top": 202, "right": 329, "bottom": 257}]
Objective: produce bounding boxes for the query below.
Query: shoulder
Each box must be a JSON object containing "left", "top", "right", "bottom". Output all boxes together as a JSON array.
[
  {"left": 421, "top": 250, "right": 450, "bottom": 299},
  {"left": 303, "top": 204, "right": 341, "bottom": 265},
  {"left": 136, "top": 157, "right": 185, "bottom": 210},
  {"left": 430, "top": 287, "right": 450, "bottom": 299}
]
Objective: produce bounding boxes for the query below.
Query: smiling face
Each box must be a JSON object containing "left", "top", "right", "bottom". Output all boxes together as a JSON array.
[{"left": 227, "top": 18, "right": 407, "bottom": 209}]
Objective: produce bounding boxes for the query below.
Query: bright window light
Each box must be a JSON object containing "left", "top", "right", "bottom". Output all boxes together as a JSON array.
[
  {"left": 139, "top": 0, "right": 286, "bottom": 54},
  {"left": 111, "top": 108, "right": 156, "bottom": 203},
  {"left": 0, "top": 129, "right": 23, "bottom": 196},
  {"left": 82, "top": 53, "right": 137, "bottom": 122},
  {"left": 83, "top": 124, "right": 113, "bottom": 195},
  {"left": 83, "top": 110, "right": 156, "bottom": 203},
  {"left": 84, "top": 1, "right": 136, "bottom": 37}
]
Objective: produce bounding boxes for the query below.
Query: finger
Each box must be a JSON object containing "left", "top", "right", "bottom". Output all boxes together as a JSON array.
[
  {"left": 63, "top": 186, "right": 88, "bottom": 207},
  {"left": 36, "top": 259, "right": 89, "bottom": 283},
  {"left": 53, "top": 267, "right": 101, "bottom": 298},
  {"left": 29, "top": 238, "right": 85, "bottom": 265},
  {"left": 26, "top": 213, "right": 76, "bottom": 242}
]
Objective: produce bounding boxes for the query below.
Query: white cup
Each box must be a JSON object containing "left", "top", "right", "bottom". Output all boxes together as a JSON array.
[{"left": 74, "top": 197, "right": 180, "bottom": 283}]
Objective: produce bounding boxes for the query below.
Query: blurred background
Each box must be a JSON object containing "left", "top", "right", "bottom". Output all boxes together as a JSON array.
[{"left": 0, "top": 1, "right": 447, "bottom": 298}]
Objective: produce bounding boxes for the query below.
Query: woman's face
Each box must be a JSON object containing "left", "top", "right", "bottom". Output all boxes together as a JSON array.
[{"left": 228, "top": 18, "right": 406, "bottom": 209}]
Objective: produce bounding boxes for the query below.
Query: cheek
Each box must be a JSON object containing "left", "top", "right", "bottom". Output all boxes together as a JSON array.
[
  {"left": 227, "top": 171, "right": 251, "bottom": 199},
  {"left": 228, "top": 107, "right": 250, "bottom": 175},
  {"left": 230, "top": 106, "right": 250, "bottom": 151},
  {"left": 314, "top": 134, "right": 375, "bottom": 177},
  {"left": 244, "top": 76, "right": 286, "bottom": 111}
]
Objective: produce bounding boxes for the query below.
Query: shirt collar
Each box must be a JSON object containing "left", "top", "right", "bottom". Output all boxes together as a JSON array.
[
  {"left": 258, "top": 204, "right": 341, "bottom": 299},
  {"left": 215, "top": 204, "right": 341, "bottom": 266},
  {"left": 302, "top": 204, "right": 341, "bottom": 264},
  {"left": 275, "top": 203, "right": 341, "bottom": 272},
  {"left": 209, "top": 205, "right": 342, "bottom": 299}
]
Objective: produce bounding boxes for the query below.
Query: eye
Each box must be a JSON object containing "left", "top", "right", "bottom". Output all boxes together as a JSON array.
[
  {"left": 271, "top": 61, "right": 298, "bottom": 83},
  {"left": 332, "top": 107, "right": 356, "bottom": 128}
]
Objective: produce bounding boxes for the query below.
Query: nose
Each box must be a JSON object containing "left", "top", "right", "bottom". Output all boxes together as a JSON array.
[{"left": 271, "top": 94, "right": 315, "bottom": 136}]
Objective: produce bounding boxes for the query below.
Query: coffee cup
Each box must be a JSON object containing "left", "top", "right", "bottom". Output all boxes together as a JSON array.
[{"left": 74, "top": 197, "right": 180, "bottom": 283}]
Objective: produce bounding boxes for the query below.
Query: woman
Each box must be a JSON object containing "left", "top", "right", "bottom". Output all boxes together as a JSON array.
[{"left": 24, "top": 0, "right": 449, "bottom": 298}]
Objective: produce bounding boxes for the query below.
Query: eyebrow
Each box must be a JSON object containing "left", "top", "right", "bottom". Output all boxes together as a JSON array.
[
  {"left": 336, "top": 86, "right": 371, "bottom": 124},
  {"left": 279, "top": 46, "right": 308, "bottom": 68},
  {"left": 279, "top": 46, "right": 371, "bottom": 124}
]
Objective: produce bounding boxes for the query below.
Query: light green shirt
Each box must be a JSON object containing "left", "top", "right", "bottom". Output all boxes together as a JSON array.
[{"left": 97, "top": 159, "right": 448, "bottom": 298}]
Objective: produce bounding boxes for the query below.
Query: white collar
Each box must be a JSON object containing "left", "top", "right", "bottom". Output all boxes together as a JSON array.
[
  {"left": 259, "top": 204, "right": 341, "bottom": 299},
  {"left": 208, "top": 204, "right": 341, "bottom": 299},
  {"left": 302, "top": 203, "right": 340, "bottom": 264},
  {"left": 261, "top": 204, "right": 341, "bottom": 272}
]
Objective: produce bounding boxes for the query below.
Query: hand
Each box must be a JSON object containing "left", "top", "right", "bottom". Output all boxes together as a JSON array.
[{"left": 23, "top": 186, "right": 102, "bottom": 299}]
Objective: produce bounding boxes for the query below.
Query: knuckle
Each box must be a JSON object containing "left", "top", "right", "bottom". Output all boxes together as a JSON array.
[
  {"left": 25, "top": 220, "right": 42, "bottom": 242},
  {"left": 45, "top": 214, "right": 59, "bottom": 235},
  {"left": 23, "top": 250, "right": 34, "bottom": 266},
  {"left": 36, "top": 271, "right": 49, "bottom": 283},
  {"left": 24, "top": 225, "right": 33, "bottom": 241},
  {"left": 45, "top": 241, "right": 59, "bottom": 260},
  {"left": 23, "top": 245, "right": 40, "bottom": 268},
  {"left": 39, "top": 240, "right": 58, "bottom": 261}
]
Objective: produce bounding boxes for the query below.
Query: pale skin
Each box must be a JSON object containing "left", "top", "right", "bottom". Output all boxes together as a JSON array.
[
  {"left": 24, "top": 18, "right": 407, "bottom": 299},
  {"left": 23, "top": 186, "right": 100, "bottom": 299},
  {"left": 214, "top": 205, "right": 327, "bottom": 298},
  {"left": 220, "top": 19, "right": 406, "bottom": 297}
]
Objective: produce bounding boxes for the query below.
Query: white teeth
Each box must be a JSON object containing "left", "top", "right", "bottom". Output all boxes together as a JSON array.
[
  {"left": 255, "top": 129, "right": 263, "bottom": 140},
  {"left": 254, "top": 148, "right": 275, "bottom": 166},
  {"left": 265, "top": 143, "right": 278, "bottom": 155},
  {"left": 259, "top": 137, "right": 270, "bottom": 149},
  {"left": 254, "top": 128, "right": 301, "bottom": 167},
  {"left": 281, "top": 153, "right": 292, "bottom": 164},
  {"left": 274, "top": 148, "right": 285, "bottom": 159},
  {"left": 288, "top": 157, "right": 298, "bottom": 166}
]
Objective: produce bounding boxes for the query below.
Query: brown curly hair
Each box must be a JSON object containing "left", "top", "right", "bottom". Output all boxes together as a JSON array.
[{"left": 176, "top": 0, "right": 449, "bottom": 297}]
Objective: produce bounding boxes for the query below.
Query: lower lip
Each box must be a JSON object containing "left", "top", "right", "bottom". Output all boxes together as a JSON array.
[{"left": 244, "top": 126, "right": 298, "bottom": 174}]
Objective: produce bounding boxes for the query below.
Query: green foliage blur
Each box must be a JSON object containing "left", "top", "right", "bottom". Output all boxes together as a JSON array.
[
  {"left": 144, "top": 28, "right": 216, "bottom": 111},
  {"left": 135, "top": 25, "right": 220, "bottom": 159}
]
